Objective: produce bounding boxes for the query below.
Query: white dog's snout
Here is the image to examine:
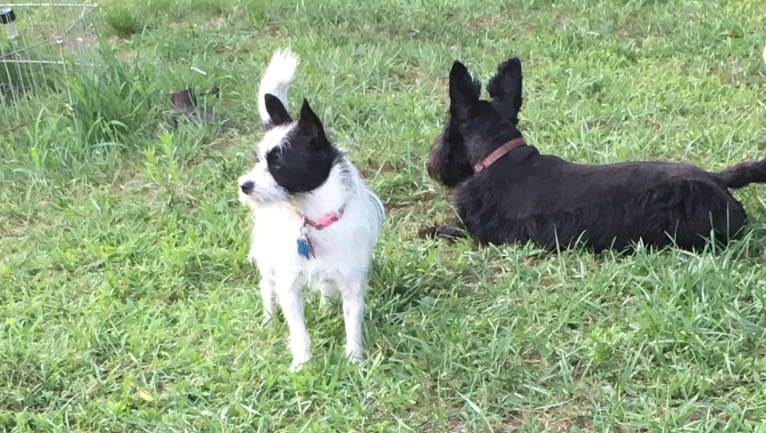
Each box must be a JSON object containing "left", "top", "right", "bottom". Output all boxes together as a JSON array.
[{"left": 240, "top": 180, "right": 254, "bottom": 194}]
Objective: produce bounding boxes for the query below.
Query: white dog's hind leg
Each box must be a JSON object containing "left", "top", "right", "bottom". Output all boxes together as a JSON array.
[
  {"left": 318, "top": 281, "right": 337, "bottom": 307},
  {"left": 259, "top": 278, "right": 276, "bottom": 323},
  {"left": 338, "top": 276, "right": 366, "bottom": 363},
  {"left": 276, "top": 280, "right": 311, "bottom": 372}
]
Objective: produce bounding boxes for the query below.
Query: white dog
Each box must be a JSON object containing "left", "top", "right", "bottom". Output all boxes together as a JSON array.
[{"left": 238, "top": 49, "right": 385, "bottom": 371}]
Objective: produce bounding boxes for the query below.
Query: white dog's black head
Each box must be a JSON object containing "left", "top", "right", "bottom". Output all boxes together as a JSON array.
[
  {"left": 427, "top": 57, "right": 524, "bottom": 188},
  {"left": 239, "top": 95, "right": 340, "bottom": 205}
]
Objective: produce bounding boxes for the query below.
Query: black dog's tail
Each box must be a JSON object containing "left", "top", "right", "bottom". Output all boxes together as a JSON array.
[{"left": 715, "top": 157, "right": 766, "bottom": 189}]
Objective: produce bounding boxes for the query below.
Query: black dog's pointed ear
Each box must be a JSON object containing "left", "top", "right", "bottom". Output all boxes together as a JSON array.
[
  {"left": 297, "top": 99, "right": 330, "bottom": 149},
  {"left": 487, "top": 57, "right": 523, "bottom": 121},
  {"left": 449, "top": 61, "right": 481, "bottom": 119},
  {"left": 264, "top": 94, "right": 292, "bottom": 126}
]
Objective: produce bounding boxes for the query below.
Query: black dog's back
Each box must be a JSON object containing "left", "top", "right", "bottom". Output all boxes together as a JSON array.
[{"left": 455, "top": 145, "right": 747, "bottom": 251}]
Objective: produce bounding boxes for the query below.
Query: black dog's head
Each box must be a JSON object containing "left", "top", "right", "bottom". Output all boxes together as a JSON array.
[{"left": 427, "top": 57, "right": 524, "bottom": 188}]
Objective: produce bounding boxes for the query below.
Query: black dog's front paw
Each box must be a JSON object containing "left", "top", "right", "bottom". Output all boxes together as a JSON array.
[
  {"left": 418, "top": 221, "right": 465, "bottom": 242},
  {"left": 418, "top": 224, "right": 440, "bottom": 239}
]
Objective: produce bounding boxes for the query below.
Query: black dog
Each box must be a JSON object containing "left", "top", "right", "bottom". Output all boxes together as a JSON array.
[{"left": 421, "top": 56, "right": 766, "bottom": 252}]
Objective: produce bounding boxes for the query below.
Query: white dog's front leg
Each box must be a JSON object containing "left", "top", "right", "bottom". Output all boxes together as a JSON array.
[
  {"left": 276, "top": 281, "right": 311, "bottom": 371},
  {"left": 340, "top": 278, "right": 365, "bottom": 363}
]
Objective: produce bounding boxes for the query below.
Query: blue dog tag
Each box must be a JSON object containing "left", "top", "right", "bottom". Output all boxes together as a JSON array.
[{"left": 297, "top": 237, "right": 312, "bottom": 259}]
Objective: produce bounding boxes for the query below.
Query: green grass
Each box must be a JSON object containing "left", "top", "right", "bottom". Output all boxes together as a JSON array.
[{"left": 2, "top": 0, "right": 766, "bottom": 431}]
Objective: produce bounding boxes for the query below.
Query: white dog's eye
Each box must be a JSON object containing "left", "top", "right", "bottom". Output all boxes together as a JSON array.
[{"left": 266, "top": 148, "right": 283, "bottom": 167}]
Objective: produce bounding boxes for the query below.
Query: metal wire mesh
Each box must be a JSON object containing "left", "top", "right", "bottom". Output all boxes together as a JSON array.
[{"left": 0, "top": 2, "right": 98, "bottom": 113}]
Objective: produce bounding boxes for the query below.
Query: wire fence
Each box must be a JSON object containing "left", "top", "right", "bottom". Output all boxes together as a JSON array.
[{"left": 0, "top": 2, "right": 98, "bottom": 117}]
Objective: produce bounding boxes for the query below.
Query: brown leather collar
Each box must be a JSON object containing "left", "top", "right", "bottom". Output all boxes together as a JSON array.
[{"left": 473, "top": 136, "right": 526, "bottom": 173}]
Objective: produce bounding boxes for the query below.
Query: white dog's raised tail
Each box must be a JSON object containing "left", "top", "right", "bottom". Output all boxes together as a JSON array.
[{"left": 258, "top": 48, "right": 299, "bottom": 125}]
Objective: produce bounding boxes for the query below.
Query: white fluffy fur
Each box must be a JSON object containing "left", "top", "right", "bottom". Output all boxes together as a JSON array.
[{"left": 239, "top": 49, "right": 384, "bottom": 372}]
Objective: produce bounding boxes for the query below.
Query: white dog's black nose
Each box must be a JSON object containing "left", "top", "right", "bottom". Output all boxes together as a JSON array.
[{"left": 240, "top": 181, "right": 254, "bottom": 194}]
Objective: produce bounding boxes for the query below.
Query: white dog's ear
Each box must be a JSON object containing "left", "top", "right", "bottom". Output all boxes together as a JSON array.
[
  {"left": 297, "top": 99, "right": 330, "bottom": 149},
  {"left": 448, "top": 61, "right": 481, "bottom": 121},
  {"left": 264, "top": 93, "right": 292, "bottom": 126}
]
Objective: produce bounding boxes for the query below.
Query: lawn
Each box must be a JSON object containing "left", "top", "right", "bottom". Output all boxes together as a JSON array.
[{"left": 1, "top": 0, "right": 766, "bottom": 432}]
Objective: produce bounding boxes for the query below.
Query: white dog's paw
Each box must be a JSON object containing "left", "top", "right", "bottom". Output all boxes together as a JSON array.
[
  {"left": 289, "top": 354, "right": 311, "bottom": 372},
  {"left": 345, "top": 346, "right": 363, "bottom": 364}
]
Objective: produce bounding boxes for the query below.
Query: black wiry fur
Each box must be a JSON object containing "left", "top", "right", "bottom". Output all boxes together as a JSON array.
[{"left": 422, "top": 56, "right": 766, "bottom": 252}]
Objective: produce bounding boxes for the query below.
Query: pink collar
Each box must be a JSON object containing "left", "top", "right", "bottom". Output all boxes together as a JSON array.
[{"left": 299, "top": 205, "right": 346, "bottom": 230}]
